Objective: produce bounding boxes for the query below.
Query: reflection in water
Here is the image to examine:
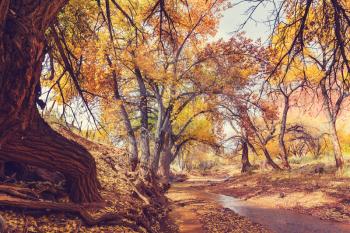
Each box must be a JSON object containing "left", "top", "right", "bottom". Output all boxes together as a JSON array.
[{"left": 217, "top": 194, "right": 350, "bottom": 233}]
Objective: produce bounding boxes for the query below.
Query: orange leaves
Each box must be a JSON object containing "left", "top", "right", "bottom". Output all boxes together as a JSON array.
[
  {"left": 134, "top": 45, "right": 171, "bottom": 83},
  {"left": 259, "top": 100, "right": 279, "bottom": 121},
  {"left": 197, "top": 35, "right": 268, "bottom": 96}
]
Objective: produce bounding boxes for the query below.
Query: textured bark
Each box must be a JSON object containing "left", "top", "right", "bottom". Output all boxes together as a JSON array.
[
  {"left": 0, "top": 0, "right": 66, "bottom": 147},
  {"left": 241, "top": 140, "right": 251, "bottom": 173},
  {"left": 320, "top": 79, "right": 344, "bottom": 169},
  {"left": 0, "top": 1, "right": 101, "bottom": 203},
  {"left": 0, "top": 111, "right": 101, "bottom": 203},
  {"left": 151, "top": 132, "right": 164, "bottom": 174},
  {"left": 158, "top": 151, "right": 171, "bottom": 181},
  {"left": 0, "top": 162, "right": 4, "bottom": 178},
  {"left": 135, "top": 67, "right": 151, "bottom": 177},
  {"left": 151, "top": 91, "right": 165, "bottom": 174},
  {"left": 279, "top": 97, "right": 291, "bottom": 169},
  {"left": 118, "top": 104, "right": 139, "bottom": 171},
  {"left": 158, "top": 133, "right": 172, "bottom": 181},
  {"left": 107, "top": 56, "right": 138, "bottom": 171},
  {"left": 151, "top": 114, "right": 170, "bottom": 175}
]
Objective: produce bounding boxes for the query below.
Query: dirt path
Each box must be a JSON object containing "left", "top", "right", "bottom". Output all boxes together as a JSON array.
[{"left": 166, "top": 177, "right": 350, "bottom": 233}]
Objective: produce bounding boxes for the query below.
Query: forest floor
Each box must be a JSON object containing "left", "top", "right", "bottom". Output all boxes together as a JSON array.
[{"left": 0, "top": 126, "right": 167, "bottom": 233}]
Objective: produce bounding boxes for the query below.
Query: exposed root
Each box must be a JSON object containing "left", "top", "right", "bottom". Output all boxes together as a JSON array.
[
  {"left": 0, "top": 194, "right": 154, "bottom": 232},
  {"left": 0, "top": 112, "right": 102, "bottom": 203},
  {"left": 0, "top": 184, "right": 39, "bottom": 200}
]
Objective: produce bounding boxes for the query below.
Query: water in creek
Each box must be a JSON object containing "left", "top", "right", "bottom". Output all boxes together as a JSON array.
[
  {"left": 168, "top": 181, "right": 350, "bottom": 233},
  {"left": 217, "top": 193, "right": 350, "bottom": 233}
]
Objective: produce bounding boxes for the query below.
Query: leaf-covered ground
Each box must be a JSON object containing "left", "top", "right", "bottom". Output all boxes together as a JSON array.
[
  {"left": 0, "top": 126, "right": 166, "bottom": 233},
  {"left": 199, "top": 206, "right": 270, "bottom": 233}
]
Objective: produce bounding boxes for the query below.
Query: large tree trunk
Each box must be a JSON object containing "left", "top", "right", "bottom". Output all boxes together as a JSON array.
[
  {"left": 279, "top": 96, "right": 291, "bottom": 169},
  {"left": 151, "top": 133, "right": 164, "bottom": 174},
  {"left": 0, "top": 1, "right": 101, "bottom": 203},
  {"left": 158, "top": 151, "right": 171, "bottom": 182},
  {"left": 151, "top": 115, "right": 171, "bottom": 175},
  {"left": 1, "top": 112, "right": 101, "bottom": 203},
  {"left": 158, "top": 133, "right": 172, "bottom": 181},
  {"left": 241, "top": 140, "right": 251, "bottom": 173},
  {"left": 320, "top": 80, "right": 344, "bottom": 170}
]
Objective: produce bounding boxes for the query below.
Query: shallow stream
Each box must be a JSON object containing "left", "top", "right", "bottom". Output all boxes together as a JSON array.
[{"left": 168, "top": 180, "right": 350, "bottom": 233}]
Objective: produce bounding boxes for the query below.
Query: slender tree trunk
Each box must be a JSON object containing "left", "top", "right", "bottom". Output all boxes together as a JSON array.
[
  {"left": 150, "top": 87, "right": 174, "bottom": 175},
  {"left": 279, "top": 96, "right": 291, "bottom": 169},
  {"left": 0, "top": 1, "right": 101, "bottom": 203},
  {"left": 249, "top": 123, "right": 281, "bottom": 170},
  {"left": 117, "top": 98, "right": 139, "bottom": 171},
  {"left": 241, "top": 140, "right": 251, "bottom": 173},
  {"left": 135, "top": 67, "right": 151, "bottom": 177},
  {"left": 107, "top": 56, "right": 138, "bottom": 171},
  {"left": 151, "top": 117, "right": 172, "bottom": 174},
  {"left": 262, "top": 146, "right": 281, "bottom": 170},
  {"left": 320, "top": 80, "right": 344, "bottom": 169},
  {"left": 328, "top": 120, "right": 344, "bottom": 169}
]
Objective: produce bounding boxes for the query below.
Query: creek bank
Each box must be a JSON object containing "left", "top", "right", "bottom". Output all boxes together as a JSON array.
[
  {"left": 204, "top": 169, "right": 350, "bottom": 223},
  {"left": 216, "top": 192, "right": 350, "bottom": 233},
  {"left": 166, "top": 176, "right": 350, "bottom": 233}
]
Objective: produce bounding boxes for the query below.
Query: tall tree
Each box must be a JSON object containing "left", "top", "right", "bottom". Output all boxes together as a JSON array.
[{"left": 270, "top": 0, "right": 350, "bottom": 170}]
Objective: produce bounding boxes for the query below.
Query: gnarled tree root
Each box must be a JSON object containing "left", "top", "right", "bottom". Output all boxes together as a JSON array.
[
  {"left": 0, "top": 112, "right": 101, "bottom": 203},
  {"left": 0, "top": 184, "right": 39, "bottom": 200},
  {"left": 0, "top": 194, "right": 154, "bottom": 233}
]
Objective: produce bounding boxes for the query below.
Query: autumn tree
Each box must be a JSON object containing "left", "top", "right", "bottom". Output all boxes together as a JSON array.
[
  {"left": 2, "top": 0, "right": 348, "bottom": 212},
  {"left": 268, "top": 54, "right": 306, "bottom": 169},
  {"left": 221, "top": 105, "right": 255, "bottom": 173},
  {"left": 0, "top": 0, "right": 107, "bottom": 203},
  {"left": 269, "top": 0, "right": 350, "bottom": 170},
  {"left": 209, "top": 34, "right": 282, "bottom": 170},
  {"left": 42, "top": 0, "right": 232, "bottom": 183}
]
